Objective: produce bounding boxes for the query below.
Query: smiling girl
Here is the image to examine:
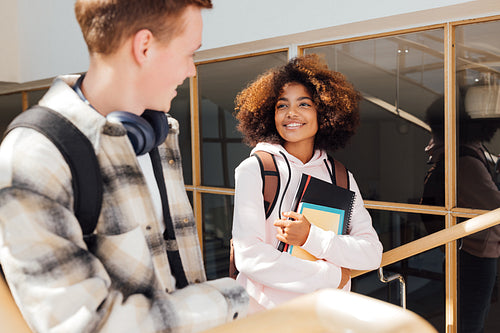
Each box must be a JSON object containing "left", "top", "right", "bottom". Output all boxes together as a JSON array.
[{"left": 231, "top": 55, "right": 382, "bottom": 313}]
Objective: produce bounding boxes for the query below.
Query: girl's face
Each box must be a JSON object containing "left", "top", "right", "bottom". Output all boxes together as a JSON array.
[{"left": 274, "top": 82, "right": 318, "bottom": 149}]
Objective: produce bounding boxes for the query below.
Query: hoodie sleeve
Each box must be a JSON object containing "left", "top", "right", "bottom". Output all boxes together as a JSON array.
[
  {"left": 232, "top": 157, "right": 345, "bottom": 293},
  {"left": 301, "top": 172, "right": 383, "bottom": 270}
]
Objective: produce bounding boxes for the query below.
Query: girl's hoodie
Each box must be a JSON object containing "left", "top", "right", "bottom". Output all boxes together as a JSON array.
[{"left": 232, "top": 142, "right": 382, "bottom": 312}]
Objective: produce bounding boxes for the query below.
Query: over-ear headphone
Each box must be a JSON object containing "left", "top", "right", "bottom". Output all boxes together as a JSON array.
[
  {"left": 107, "top": 110, "right": 169, "bottom": 156},
  {"left": 73, "top": 75, "right": 169, "bottom": 156}
]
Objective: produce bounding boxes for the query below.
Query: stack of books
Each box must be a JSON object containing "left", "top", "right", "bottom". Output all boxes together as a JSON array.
[{"left": 278, "top": 174, "right": 355, "bottom": 261}]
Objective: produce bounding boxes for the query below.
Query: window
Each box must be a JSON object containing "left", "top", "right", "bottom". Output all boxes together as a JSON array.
[
  {"left": 304, "top": 28, "right": 444, "bottom": 205},
  {"left": 196, "top": 51, "right": 288, "bottom": 277}
]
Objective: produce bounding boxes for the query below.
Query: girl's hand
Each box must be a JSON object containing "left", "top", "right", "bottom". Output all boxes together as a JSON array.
[
  {"left": 273, "top": 211, "right": 311, "bottom": 246},
  {"left": 339, "top": 267, "right": 351, "bottom": 289}
]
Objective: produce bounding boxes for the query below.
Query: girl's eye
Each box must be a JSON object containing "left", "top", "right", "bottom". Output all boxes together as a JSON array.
[
  {"left": 276, "top": 104, "right": 287, "bottom": 109},
  {"left": 300, "top": 102, "right": 311, "bottom": 107}
]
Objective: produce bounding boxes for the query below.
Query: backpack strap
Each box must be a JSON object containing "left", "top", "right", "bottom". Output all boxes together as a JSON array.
[
  {"left": 327, "top": 154, "right": 349, "bottom": 190},
  {"left": 5, "top": 105, "right": 103, "bottom": 238},
  {"left": 252, "top": 151, "right": 281, "bottom": 219}
]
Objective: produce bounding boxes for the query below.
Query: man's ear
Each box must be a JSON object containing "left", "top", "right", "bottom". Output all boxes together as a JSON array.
[{"left": 132, "top": 29, "right": 154, "bottom": 65}]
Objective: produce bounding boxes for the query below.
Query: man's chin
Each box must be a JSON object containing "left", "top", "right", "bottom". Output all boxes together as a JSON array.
[{"left": 149, "top": 102, "right": 171, "bottom": 113}]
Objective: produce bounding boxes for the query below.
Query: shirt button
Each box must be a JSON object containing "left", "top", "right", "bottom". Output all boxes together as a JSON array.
[
  {"left": 169, "top": 159, "right": 174, "bottom": 165},
  {"left": 233, "top": 312, "right": 238, "bottom": 320},
  {"left": 146, "top": 225, "right": 152, "bottom": 230},
  {"left": 183, "top": 218, "right": 189, "bottom": 223}
]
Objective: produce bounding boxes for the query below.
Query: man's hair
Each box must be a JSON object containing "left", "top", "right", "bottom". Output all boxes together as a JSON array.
[
  {"left": 74, "top": 0, "right": 212, "bottom": 55},
  {"left": 235, "top": 54, "right": 361, "bottom": 151}
]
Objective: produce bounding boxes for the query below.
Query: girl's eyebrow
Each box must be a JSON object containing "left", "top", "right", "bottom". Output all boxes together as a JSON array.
[{"left": 277, "top": 96, "right": 312, "bottom": 102}]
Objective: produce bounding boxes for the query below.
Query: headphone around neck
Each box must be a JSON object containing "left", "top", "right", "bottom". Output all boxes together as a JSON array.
[
  {"left": 74, "top": 75, "right": 169, "bottom": 156},
  {"left": 107, "top": 110, "right": 169, "bottom": 156}
]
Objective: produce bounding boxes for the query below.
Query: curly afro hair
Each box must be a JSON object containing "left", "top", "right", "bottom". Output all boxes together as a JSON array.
[{"left": 234, "top": 54, "right": 361, "bottom": 151}]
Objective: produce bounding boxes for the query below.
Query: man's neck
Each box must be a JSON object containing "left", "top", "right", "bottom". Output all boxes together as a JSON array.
[{"left": 83, "top": 52, "right": 142, "bottom": 116}]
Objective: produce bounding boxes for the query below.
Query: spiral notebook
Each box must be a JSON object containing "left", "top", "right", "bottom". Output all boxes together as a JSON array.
[{"left": 278, "top": 173, "right": 355, "bottom": 261}]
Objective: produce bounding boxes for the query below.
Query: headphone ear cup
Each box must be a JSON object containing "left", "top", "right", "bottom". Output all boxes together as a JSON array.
[
  {"left": 141, "top": 110, "right": 169, "bottom": 147},
  {"left": 107, "top": 111, "right": 156, "bottom": 155}
]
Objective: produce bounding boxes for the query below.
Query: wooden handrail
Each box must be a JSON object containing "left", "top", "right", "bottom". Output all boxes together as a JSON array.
[
  {"left": 203, "top": 288, "right": 437, "bottom": 333},
  {"left": 352, "top": 207, "right": 500, "bottom": 278},
  {"left": 0, "top": 274, "right": 31, "bottom": 333}
]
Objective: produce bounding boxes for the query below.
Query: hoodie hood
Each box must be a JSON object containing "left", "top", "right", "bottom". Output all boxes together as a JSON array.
[{"left": 251, "top": 142, "right": 328, "bottom": 168}]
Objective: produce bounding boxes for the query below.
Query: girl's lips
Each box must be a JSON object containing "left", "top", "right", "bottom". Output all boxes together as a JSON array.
[{"left": 284, "top": 122, "right": 305, "bottom": 129}]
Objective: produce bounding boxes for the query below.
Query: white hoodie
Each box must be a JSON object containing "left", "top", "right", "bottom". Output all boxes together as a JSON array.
[{"left": 232, "top": 143, "right": 382, "bottom": 312}]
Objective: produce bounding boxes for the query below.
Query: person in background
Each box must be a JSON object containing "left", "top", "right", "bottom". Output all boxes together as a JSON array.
[
  {"left": 231, "top": 54, "right": 383, "bottom": 313},
  {"left": 0, "top": 1, "right": 248, "bottom": 332},
  {"left": 421, "top": 91, "right": 500, "bottom": 333}
]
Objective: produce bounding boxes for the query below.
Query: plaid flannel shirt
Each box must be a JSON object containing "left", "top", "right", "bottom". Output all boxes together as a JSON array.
[{"left": 0, "top": 75, "right": 248, "bottom": 333}]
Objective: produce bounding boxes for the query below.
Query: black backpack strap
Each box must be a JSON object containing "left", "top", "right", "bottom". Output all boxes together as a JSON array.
[
  {"left": 6, "top": 105, "right": 103, "bottom": 237},
  {"left": 327, "top": 154, "right": 349, "bottom": 190},
  {"left": 149, "top": 147, "right": 188, "bottom": 289},
  {"left": 252, "top": 151, "right": 281, "bottom": 219}
]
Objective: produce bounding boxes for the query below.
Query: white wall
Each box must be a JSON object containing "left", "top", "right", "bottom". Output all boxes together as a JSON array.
[
  {"left": 1, "top": 0, "right": 88, "bottom": 83},
  {"left": 198, "top": 0, "right": 500, "bottom": 61},
  {"left": 201, "top": 0, "right": 472, "bottom": 50},
  {"left": 16, "top": 0, "right": 89, "bottom": 82},
  {"left": 0, "top": 0, "right": 21, "bottom": 82},
  {"left": 1, "top": 0, "right": 499, "bottom": 83}
]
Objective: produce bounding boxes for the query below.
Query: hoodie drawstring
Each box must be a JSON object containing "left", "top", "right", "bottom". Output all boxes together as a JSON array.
[{"left": 278, "top": 151, "right": 292, "bottom": 216}]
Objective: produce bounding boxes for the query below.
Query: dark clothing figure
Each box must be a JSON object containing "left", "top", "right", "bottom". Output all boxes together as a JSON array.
[{"left": 422, "top": 139, "right": 500, "bottom": 333}]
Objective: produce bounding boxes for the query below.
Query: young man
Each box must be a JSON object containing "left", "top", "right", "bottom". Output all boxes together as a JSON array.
[{"left": 0, "top": 1, "right": 248, "bottom": 332}]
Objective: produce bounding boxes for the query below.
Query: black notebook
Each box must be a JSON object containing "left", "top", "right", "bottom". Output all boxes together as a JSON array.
[{"left": 278, "top": 173, "right": 355, "bottom": 261}]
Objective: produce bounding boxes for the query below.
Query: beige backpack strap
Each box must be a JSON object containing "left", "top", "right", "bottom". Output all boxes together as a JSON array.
[
  {"left": 334, "top": 159, "right": 348, "bottom": 189},
  {"left": 327, "top": 154, "right": 349, "bottom": 190},
  {"left": 252, "top": 151, "right": 280, "bottom": 218}
]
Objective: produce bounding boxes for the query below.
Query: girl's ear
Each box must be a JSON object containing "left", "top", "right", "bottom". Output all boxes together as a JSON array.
[{"left": 132, "top": 29, "right": 154, "bottom": 65}]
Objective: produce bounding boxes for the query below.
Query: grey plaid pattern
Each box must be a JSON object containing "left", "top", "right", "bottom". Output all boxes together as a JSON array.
[{"left": 0, "top": 75, "right": 248, "bottom": 333}]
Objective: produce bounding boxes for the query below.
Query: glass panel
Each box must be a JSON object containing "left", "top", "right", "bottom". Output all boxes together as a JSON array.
[
  {"left": 454, "top": 21, "right": 500, "bottom": 332},
  {"left": 458, "top": 244, "right": 500, "bottom": 333},
  {"left": 354, "top": 250, "right": 445, "bottom": 332},
  {"left": 202, "top": 142, "right": 224, "bottom": 187},
  {"left": 202, "top": 193, "right": 234, "bottom": 280},
  {"left": 28, "top": 88, "right": 48, "bottom": 108},
  {"left": 226, "top": 143, "right": 251, "bottom": 188},
  {"left": 197, "top": 52, "right": 288, "bottom": 187},
  {"left": 455, "top": 20, "right": 500, "bottom": 210},
  {"left": 363, "top": 210, "right": 445, "bottom": 332},
  {"left": 370, "top": 210, "right": 443, "bottom": 252},
  {"left": 305, "top": 28, "right": 444, "bottom": 204},
  {"left": 200, "top": 98, "right": 219, "bottom": 139},
  {"left": 186, "top": 190, "right": 193, "bottom": 207},
  {"left": 169, "top": 80, "right": 192, "bottom": 185},
  {"left": 367, "top": 249, "right": 445, "bottom": 333},
  {"left": 0, "top": 93, "right": 23, "bottom": 137}
]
